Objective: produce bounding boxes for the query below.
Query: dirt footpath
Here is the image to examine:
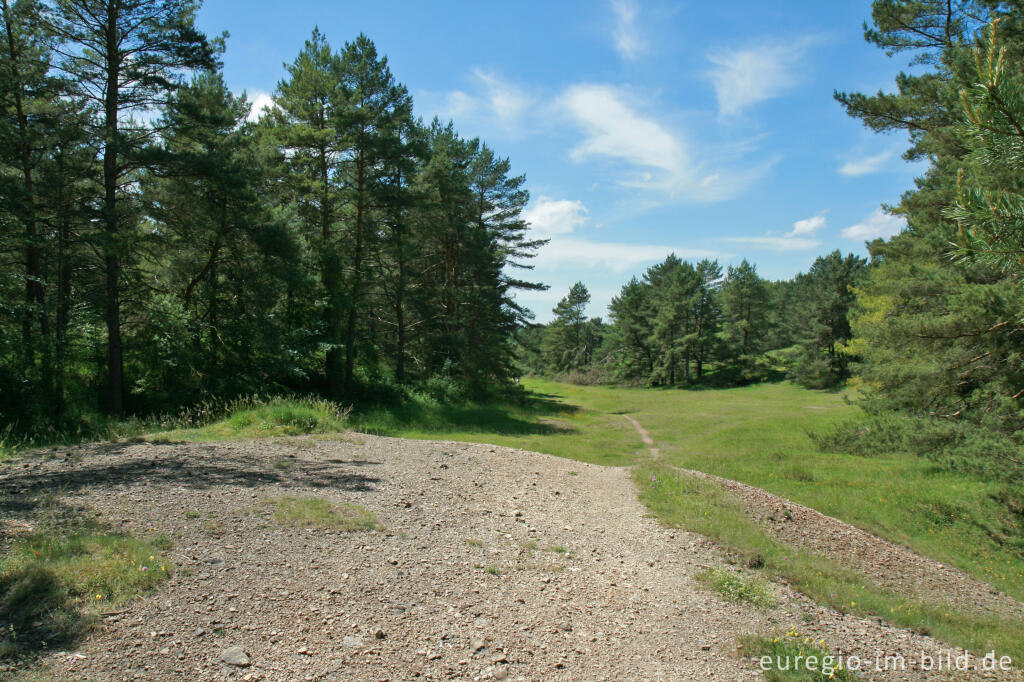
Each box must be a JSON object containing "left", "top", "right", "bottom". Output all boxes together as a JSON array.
[{"left": 0, "top": 435, "right": 996, "bottom": 680}]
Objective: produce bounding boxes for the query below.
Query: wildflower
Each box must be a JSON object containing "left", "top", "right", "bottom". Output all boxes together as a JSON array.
[
  {"left": 149, "top": 555, "right": 154, "bottom": 561},
  {"left": 141, "top": 565, "right": 148, "bottom": 572},
  {"left": 95, "top": 594, "right": 102, "bottom": 600},
  {"left": 161, "top": 565, "right": 165, "bottom": 571}
]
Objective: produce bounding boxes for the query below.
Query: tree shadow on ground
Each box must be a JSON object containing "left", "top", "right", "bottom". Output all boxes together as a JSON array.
[
  {"left": 351, "top": 388, "right": 583, "bottom": 438},
  {"left": 0, "top": 441, "right": 381, "bottom": 518}
]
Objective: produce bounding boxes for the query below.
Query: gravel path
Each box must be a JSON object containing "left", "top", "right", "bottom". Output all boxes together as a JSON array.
[{"left": 0, "top": 435, "right": 1014, "bottom": 680}]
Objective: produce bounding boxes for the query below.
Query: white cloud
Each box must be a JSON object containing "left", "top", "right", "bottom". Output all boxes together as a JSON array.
[
  {"left": 246, "top": 90, "right": 276, "bottom": 122},
  {"left": 562, "top": 84, "right": 684, "bottom": 174},
  {"left": 789, "top": 212, "right": 826, "bottom": 236},
  {"left": 537, "top": 237, "right": 720, "bottom": 272},
  {"left": 611, "top": 0, "right": 645, "bottom": 59},
  {"left": 559, "top": 84, "right": 768, "bottom": 202},
  {"left": 706, "top": 42, "right": 809, "bottom": 117},
  {"left": 523, "top": 196, "right": 589, "bottom": 237},
  {"left": 839, "top": 151, "right": 893, "bottom": 176},
  {"left": 727, "top": 211, "right": 827, "bottom": 252},
  {"left": 841, "top": 207, "right": 906, "bottom": 241}
]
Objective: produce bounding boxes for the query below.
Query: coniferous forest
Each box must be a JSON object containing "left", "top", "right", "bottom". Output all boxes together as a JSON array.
[
  {"left": 3, "top": 0, "right": 1024, "bottom": 491},
  {"left": 0, "top": 0, "right": 545, "bottom": 429}
]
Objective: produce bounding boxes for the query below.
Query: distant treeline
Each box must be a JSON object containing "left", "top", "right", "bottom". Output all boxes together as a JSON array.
[
  {"left": 0, "top": 0, "right": 544, "bottom": 430},
  {"left": 518, "top": 252, "right": 866, "bottom": 390}
]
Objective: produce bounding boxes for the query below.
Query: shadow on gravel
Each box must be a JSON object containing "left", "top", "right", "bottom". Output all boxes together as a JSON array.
[{"left": 0, "top": 443, "right": 381, "bottom": 516}]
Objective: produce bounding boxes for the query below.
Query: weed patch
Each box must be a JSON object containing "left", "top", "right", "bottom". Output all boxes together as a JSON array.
[
  {"left": 0, "top": 521, "right": 171, "bottom": 659},
  {"left": 742, "top": 631, "right": 859, "bottom": 681},
  {"left": 697, "top": 568, "right": 776, "bottom": 608},
  {"left": 270, "top": 496, "right": 379, "bottom": 531}
]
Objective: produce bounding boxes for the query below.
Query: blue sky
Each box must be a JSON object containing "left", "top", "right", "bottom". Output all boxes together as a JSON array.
[{"left": 196, "top": 0, "right": 921, "bottom": 322}]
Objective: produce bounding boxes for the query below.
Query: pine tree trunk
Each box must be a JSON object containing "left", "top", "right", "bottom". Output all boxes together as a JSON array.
[
  {"left": 343, "top": 150, "right": 366, "bottom": 393},
  {"left": 2, "top": 0, "right": 47, "bottom": 345},
  {"left": 102, "top": 8, "right": 123, "bottom": 416}
]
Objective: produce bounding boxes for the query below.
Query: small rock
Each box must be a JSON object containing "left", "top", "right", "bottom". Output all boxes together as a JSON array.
[
  {"left": 219, "top": 646, "right": 250, "bottom": 667},
  {"left": 374, "top": 629, "right": 386, "bottom": 640},
  {"left": 493, "top": 667, "right": 509, "bottom": 680},
  {"left": 342, "top": 635, "right": 364, "bottom": 648},
  {"left": 471, "top": 638, "right": 486, "bottom": 653},
  {"left": 193, "top": 627, "right": 205, "bottom": 637}
]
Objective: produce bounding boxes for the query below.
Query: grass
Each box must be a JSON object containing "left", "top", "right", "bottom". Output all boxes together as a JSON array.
[
  {"left": 696, "top": 567, "right": 776, "bottom": 608},
  {"left": 742, "top": 631, "right": 859, "bottom": 681},
  {"left": 345, "top": 387, "right": 640, "bottom": 467},
  {"left": 153, "top": 396, "right": 348, "bottom": 441},
  {"left": 0, "top": 517, "right": 171, "bottom": 659},
  {"left": 637, "top": 462, "right": 1024, "bottom": 663},
  {"left": 269, "top": 496, "right": 379, "bottom": 531}
]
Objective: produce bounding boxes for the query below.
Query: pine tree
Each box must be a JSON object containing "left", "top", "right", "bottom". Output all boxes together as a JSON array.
[
  {"left": 543, "top": 282, "right": 592, "bottom": 374},
  {"left": 271, "top": 28, "right": 346, "bottom": 394},
  {"left": 789, "top": 251, "right": 866, "bottom": 388},
  {"left": 46, "top": 0, "right": 218, "bottom": 415},
  {"left": 335, "top": 34, "right": 413, "bottom": 393},
  {"left": 720, "top": 259, "right": 771, "bottom": 380}
]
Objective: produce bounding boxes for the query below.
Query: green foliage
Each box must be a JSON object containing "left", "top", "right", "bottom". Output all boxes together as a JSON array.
[{"left": 836, "top": 0, "right": 1024, "bottom": 486}]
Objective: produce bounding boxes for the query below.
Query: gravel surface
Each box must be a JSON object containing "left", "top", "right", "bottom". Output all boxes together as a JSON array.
[{"left": 1, "top": 434, "right": 1017, "bottom": 681}]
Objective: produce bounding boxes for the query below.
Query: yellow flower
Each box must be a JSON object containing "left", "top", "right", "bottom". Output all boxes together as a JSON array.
[
  {"left": 160, "top": 565, "right": 166, "bottom": 571},
  {"left": 95, "top": 594, "right": 102, "bottom": 600},
  {"left": 149, "top": 555, "right": 154, "bottom": 561}
]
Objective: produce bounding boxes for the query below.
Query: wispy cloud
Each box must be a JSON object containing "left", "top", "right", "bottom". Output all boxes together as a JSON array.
[
  {"left": 424, "top": 70, "right": 534, "bottom": 131},
  {"left": 728, "top": 211, "right": 827, "bottom": 252},
  {"left": 473, "top": 69, "right": 532, "bottom": 125},
  {"left": 839, "top": 150, "right": 893, "bottom": 176},
  {"left": 559, "top": 84, "right": 771, "bottom": 202},
  {"left": 706, "top": 41, "right": 811, "bottom": 117},
  {"left": 841, "top": 207, "right": 905, "bottom": 241},
  {"left": 611, "top": 0, "right": 645, "bottom": 59}
]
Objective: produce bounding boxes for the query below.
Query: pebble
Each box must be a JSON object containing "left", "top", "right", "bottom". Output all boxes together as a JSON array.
[{"left": 219, "top": 647, "right": 250, "bottom": 667}]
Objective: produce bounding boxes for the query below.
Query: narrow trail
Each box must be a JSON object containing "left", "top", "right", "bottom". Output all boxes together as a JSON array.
[
  {"left": 621, "top": 414, "right": 659, "bottom": 457},
  {"left": 620, "top": 411, "right": 1024, "bottom": 621}
]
